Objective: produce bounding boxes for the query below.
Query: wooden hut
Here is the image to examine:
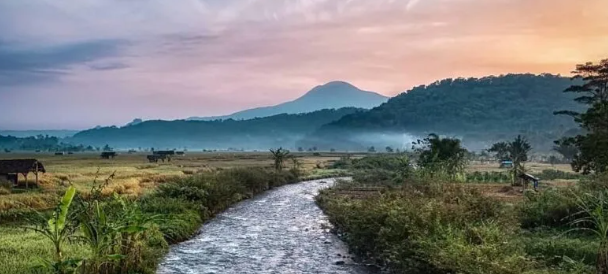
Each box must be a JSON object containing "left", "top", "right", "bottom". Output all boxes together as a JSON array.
[
  {"left": 101, "top": 151, "right": 117, "bottom": 159},
  {"left": 0, "top": 159, "right": 46, "bottom": 188}
]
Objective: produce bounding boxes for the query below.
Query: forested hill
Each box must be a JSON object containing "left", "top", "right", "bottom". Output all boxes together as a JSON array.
[
  {"left": 70, "top": 107, "right": 363, "bottom": 149},
  {"left": 302, "top": 74, "right": 582, "bottom": 150}
]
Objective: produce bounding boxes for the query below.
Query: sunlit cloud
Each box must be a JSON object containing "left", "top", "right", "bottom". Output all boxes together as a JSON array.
[{"left": 0, "top": 0, "right": 606, "bottom": 129}]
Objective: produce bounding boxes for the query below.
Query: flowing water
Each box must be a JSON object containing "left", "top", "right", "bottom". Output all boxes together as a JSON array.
[{"left": 158, "top": 178, "right": 373, "bottom": 274}]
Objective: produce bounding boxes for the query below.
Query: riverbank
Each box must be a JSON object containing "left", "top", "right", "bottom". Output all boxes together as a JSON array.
[
  {"left": 159, "top": 178, "right": 372, "bottom": 274},
  {"left": 0, "top": 165, "right": 351, "bottom": 274},
  {"left": 316, "top": 178, "right": 600, "bottom": 274}
]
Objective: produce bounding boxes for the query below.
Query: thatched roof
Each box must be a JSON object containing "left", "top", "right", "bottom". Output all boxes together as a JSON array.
[
  {"left": 519, "top": 173, "right": 539, "bottom": 181},
  {"left": 0, "top": 159, "right": 46, "bottom": 174},
  {"left": 154, "top": 151, "right": 175, "bottom": 156}
]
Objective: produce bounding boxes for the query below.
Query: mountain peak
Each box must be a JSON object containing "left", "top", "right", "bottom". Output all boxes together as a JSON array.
[
  {"left": 308, "top": 81, "right": 360, "bottom": 95},
  {"left": 188, "top": 81, "right": 388, "bottom": 121}
]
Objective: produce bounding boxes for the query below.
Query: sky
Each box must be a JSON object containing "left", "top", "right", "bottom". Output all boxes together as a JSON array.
[{"left": 0, "top": 0, "right": 607, "bottom": 130}]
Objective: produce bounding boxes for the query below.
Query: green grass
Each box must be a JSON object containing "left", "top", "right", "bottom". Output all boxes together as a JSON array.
[
  {"left": 0, "top": 226, "right": 90, "bottom": 274},
  {"left": 0, "top": 157, "right": 311, "bottom": 274}
]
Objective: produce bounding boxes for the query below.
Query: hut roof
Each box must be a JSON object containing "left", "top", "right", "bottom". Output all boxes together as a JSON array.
[
  {"left": 518, "top": 173, "right": 539, "bottom": 181},
  {"left": 154, "top": 150, "right": 175, "bottom": 155},
  {"left": 0, "top": 159, "right": 46, "bottom": 174}
]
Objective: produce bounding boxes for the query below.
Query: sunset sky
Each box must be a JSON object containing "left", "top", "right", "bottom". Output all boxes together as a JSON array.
[{"left": 1, "top": 0, "right": 607, "bottom": 130}]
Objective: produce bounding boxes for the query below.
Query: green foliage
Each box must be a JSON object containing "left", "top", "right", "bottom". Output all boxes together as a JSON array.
[
  {"left": 518, "top": 189, "right": 579, "bottom": 229},
  {"left": 466, "top": 171, "right": 511, "bottom": 183},
  {"left": 568, "top": 190, "right": 608, "bottom": 273},
  {"left": 554, "top": 138, "right": 579, "bottom": 163},
  {"left": 26, "top": 186, "right": 80, "bottom": 274},
  {"left": 350, "top": 154, "right": 413, "bottom": 184},
  {"left": 414, "top": 134, "right": 468, "bottom": 179},
  {"left": 555, "top": 59, "right": 608, "bottom": 174},
  {"left": 269, "top": 147, "right": 290, "bottom": 171},
  {"left": 490, "top": 136, "right": 532, "bottom": 184},
  {"left": 317, "top": 183, "right": 526, "bottom": 273},
  {"left": 489, "top": 142, "right": 510, "bottom": 161},
  {"left": 535, "top": 169, "right": 584, "bottom": 180},
  {"left": 520, "top": 230, "right": 598, "bottom": 268},
  {"left": 71, "top": 108, "right": 362, "bottom": 149},
  {"left": 312, "top": 74, "right": 579, "bottom": 150}
]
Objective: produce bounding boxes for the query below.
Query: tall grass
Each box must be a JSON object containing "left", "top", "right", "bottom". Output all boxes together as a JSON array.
[{"left": 1, "top": 167, "right": 301, "bottom": 274}]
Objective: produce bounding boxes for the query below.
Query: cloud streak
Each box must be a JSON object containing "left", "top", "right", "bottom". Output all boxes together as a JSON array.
[{"left": 0, "top": 0, "right": 607, "bottom": 129}]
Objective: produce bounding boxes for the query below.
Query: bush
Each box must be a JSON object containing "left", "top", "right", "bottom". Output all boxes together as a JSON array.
[
  {"left": 520, "top": 230, "right": 598, "bottom": 267},
  {"left": 535, "top": 169, "right": 584, "bottom": 181},
  {"left": 317, "top": 183, "right": 523, "bottom": 273},
  {"left": 518, "top": 188, "right": 578, "bottom": 229}
]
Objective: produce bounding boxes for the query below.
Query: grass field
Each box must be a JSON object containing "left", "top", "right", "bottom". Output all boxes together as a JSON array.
[
  {"left": 0, "top": 152, "right": 355, "bottom": 213},
  {"left": 0, "top": 151, "right": 357, "bottom": 274},
  {"left": 0, "top": 152, "right": 580, "bottom": 273}
]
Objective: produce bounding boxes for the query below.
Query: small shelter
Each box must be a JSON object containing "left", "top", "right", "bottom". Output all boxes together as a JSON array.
[
  {"left": 101, "top": 151, "right": 117, "bottom": 159},
  {"left": 518, "top": 173, "right": 540, "bottom": 190},
  {"left": 0, "top": 159, "right": 46, "bottom": 188},
  {"left": 147, "top": 154, "right": 170, "bottom": 163},
  {"left": 153, "top": 151, "right": 174, "bottom": 161}
]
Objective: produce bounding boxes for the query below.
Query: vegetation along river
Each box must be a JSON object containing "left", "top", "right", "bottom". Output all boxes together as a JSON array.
[{"left": 158, "top": 178, "right": 373, "bottom": 274}]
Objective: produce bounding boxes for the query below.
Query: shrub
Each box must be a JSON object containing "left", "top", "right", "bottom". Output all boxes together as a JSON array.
[
  {"left": 518, "top": 188, "right": 578, "bottom": 229},
  {"left": 535, "top": 169, "right": 584, "bottom": 180},
  {"left": 317, "top": 183, "right": 522, "bottom": 273}
]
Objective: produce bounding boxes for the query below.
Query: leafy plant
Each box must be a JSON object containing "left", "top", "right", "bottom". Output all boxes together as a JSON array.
[
  {"left": 27, "top": 186, "right": 81, "bottom": 274},
  {"left": 269, "top": 147, "right": 290, "bottom": 171},
  {"left": 568, "top": 190, "right": 608, "bottom": 274}
]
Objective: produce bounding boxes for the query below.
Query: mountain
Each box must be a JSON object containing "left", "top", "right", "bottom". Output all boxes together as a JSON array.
[
  {"left": 0, "top": 130, "right": 79, "bottom": 138},
  {"left": 70, "top": 107, "right": 364, "bottom": 150},
  {"left": 300, "top": 74, "right": 582, "bottom": 151},
  {"left": 188, "top": 81, "right": 388, "bottom": 121}
]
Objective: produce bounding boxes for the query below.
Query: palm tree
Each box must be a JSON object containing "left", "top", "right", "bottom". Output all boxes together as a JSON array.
[{"left": 507, "top": 135, "right": 532, "bottom": 186}]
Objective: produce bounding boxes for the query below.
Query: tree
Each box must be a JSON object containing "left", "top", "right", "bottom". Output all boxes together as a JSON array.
[
  {"left": 269, "top": 147, "right": 290, "bottom": 171},
  {"left": 102, "top": 144, "right": 112, "bottom": 152},
  {"left": 553, "top": 138, "right": 579, "bottom": 163},
  {"left": 368, "top": 146, "right": 376, "bottom": 153},
  {"left": 414, "top": 134, "right": 468, "bottom": 179},
  {"left": 555, "top": 59, "right": 608, "bottom": 174},
  {"left": 385, "top": 146, "right": 394, "bottom": 153},
  {"left": 506, "top": 135, "right": 532, "bottom": 186},
  {"left": 548, "top": 155, "right": 559, "bottom": 166},
  {"left": 489, "top": 136, "right": 532, "bottom": 185},
  {"left": 488, "top": 142, "right": 509, "bottom": 161}
]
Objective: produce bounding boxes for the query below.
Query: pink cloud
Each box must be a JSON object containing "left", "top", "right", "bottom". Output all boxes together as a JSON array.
[{"left": 0, "top": 0, "right": 607, "bottom": 129}]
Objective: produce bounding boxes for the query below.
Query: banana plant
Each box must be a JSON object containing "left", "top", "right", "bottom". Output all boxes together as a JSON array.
[{"left": 27, "top": 186, "right": 82, "bottom": 274}]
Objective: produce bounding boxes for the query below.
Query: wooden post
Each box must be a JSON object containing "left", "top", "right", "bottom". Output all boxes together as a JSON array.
[{"left": 24, "top": 173, "right": 28, "bottom": 189}]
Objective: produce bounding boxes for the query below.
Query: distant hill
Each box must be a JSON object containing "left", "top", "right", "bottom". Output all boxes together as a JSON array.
[
  {"left": 70, "top": 108, "right": 363, "bottom": 150},
  {"left": 301, "top": 74, "right": 582, "bottom": 151},
  {"left": 188, "top": 81, "right": 388, "bottom": 121},
  {"left": 0, "top": 130, "right": 78, "bottom": 138}
]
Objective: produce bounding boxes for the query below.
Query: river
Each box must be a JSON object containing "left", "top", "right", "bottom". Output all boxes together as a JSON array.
[{"left": 157, "top": 178, "right": 373, "bottom": 274}]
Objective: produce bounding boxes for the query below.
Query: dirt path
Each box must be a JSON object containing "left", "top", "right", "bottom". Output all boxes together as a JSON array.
[{"left": 158, "top": 178, "right": 372, "bottom": 274}]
